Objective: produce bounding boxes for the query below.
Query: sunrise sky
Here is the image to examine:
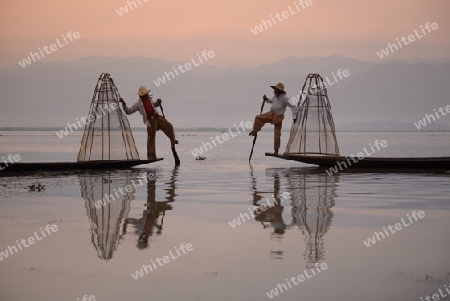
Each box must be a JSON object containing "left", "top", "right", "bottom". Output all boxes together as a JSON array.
[{"left": 0, "top": 0, "right": 449, "bottom": 68}]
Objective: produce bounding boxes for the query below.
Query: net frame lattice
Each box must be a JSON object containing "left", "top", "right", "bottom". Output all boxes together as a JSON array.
[
  {"left": 285, "top": 73, "right": 340, "bottom": 156},
  {"left": 79, "top": 171, "right": 137, "bottom": 260},
  {"left": 289, "top": 172, "right": 336, "bottom": 267},
  {"left": 77, "top": 73, "right": 139, "bottom": 162}
]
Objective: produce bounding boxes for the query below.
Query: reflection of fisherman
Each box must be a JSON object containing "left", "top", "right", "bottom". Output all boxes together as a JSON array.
[
  {"left": 137, "top": 168, "right": 178, "bottom": 249},
  {"left": 254, "top": 196, "right": 286, "bottom": 234},
  {"left": 253, "top": 173, "right": 287, "bottom": 235}
]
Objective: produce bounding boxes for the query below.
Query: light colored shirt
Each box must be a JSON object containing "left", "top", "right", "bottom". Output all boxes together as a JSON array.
[
  {"left": 123, "top": 99, "right": 160, "bottom": 127},
  {"left": 266, "top": 93, "right": 298, "bottom": 119}
]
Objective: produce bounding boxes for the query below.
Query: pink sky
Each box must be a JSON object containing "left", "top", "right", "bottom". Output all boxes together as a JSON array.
[{"left": 0, "top": 0, "right": 449, "bottom": 68}]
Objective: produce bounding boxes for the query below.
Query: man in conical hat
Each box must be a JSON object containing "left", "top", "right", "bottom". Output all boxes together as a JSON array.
[
  {"left": 120, "top": 86, "right": 178, "bottom": 160},
  {"left": 249, "top": 83, "right": 297, "bottom": 155}
]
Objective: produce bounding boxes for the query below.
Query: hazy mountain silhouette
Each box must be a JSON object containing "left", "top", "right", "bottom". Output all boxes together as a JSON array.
[{"left": 0, "top": 56, "right": 449, "bottom": 129}]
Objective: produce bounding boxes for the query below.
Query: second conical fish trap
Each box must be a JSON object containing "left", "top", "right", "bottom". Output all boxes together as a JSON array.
[
  {"left": 285, "top": 74, "right": 339, "bottom": 156},
  {"left": 77, "top": 73, "right": 139, "bottom": 162}
]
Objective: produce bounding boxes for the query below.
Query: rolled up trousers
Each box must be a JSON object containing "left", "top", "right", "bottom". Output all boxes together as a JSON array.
[
  {"left": 252, "top": 111, "right": 284, "bottom": 151},
  {"left": 146, "top": 114, "right": 176, "bottom": 158}
]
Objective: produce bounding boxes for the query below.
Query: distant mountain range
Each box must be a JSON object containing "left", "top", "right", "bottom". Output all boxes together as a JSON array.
[
  {"left": 1, "top": 55, "right": 449, "bottom": 131},
  {"left": 1, "top": 121, "right": 448, "bottom": 133}
]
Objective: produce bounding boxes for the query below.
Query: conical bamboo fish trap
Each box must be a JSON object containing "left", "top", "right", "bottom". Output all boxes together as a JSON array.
[
  {"left": 285, "top": 74, "right": 340, "bottom": 156},
  {"left": 77, "top": 73, "right": 140, "bottom": 162}
]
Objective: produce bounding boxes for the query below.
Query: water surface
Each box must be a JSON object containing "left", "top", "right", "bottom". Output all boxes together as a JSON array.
[{"left": 0, "top": 131, "right": 449, "bottom": 301}]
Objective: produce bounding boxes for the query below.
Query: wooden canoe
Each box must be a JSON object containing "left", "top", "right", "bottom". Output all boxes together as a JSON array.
[
  {"left": 265, "top": 153, "right": 450, "bottom": 169},
  {"left": 0, "top": 159, "right": 163, "bottom": 173}
]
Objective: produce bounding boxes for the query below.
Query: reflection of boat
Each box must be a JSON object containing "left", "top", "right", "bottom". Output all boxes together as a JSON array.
[
  {"left": 266, "top": 153, "right": 450, "bottom": 169},
  {"left": 1, "top": 159, "right": 162, "bottom": 173},
  {"left": 286, "top": 170, "right": 336, "bottom": 267},
  {"left": 267, "top": 73, "right": 450, "bottom": 169},
  {"left": 252, "top": 167, "right": 336, "bottom": 265},
  {"left": 79, "top": 170, "right": 141, "bottom": 260}
]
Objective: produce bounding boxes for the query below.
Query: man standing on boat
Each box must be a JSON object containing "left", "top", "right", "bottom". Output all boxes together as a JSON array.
[
  {"left": 120, "top": 86, "right": 178, "bottom": 161},
  {"left": 249, "top": 83, "right": 297, "bottom": 155}
]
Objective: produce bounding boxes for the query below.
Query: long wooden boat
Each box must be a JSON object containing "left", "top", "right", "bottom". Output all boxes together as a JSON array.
[
  {"left": 0, "top": 159, "right": 163, "bottom": 173},
  {"left": 265, "top": 153, "right": 450, "bottom": 169}
]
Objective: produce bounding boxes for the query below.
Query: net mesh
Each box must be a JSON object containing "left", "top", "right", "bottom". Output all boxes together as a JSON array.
[
  {"left": 80, "top": 171, "right": 138, "bottom": 260},
  {"left": 289, "top": 172, "right": 336, "bottom": 266},
  {"left": 285, "top": 73, "right": 339, "bottom": 156},
  {"left": 77, "top": 73, "right": 139, "bottom": 162}
]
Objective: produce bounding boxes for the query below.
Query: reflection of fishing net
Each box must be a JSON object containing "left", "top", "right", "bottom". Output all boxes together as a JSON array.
[
  {"left": 289, "top": 172, "right": 337, "bottom": 266},
  {"left": 285, "top": 73, "right": 339, "bottom": 156},
  {"left": 77, "top": 73, "right": 139, "bottom": 162},
  {"left": 79, "top": 171, "right": 137, "bottom": 260}
]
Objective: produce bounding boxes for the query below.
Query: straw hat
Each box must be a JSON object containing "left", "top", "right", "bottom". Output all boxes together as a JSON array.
[
  {"left": 270, "top": 83, "right": 285, "bottom": 93},
  {"left": 136, "top": 86, "right": 151, "bottom": 96}
]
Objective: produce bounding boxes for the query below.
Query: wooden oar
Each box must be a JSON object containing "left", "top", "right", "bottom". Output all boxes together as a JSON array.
[
  {"left": 249, "top": 97, "right": 266, "bottom": 162},
  {"left": 158, "top": 100, "right": 180, "bottom": 166},
  {"left": 157, "top": 99, "right": 166, "bottom": 118}
]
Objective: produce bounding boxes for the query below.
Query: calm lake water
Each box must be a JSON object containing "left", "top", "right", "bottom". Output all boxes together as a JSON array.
[{"left": 0, "top": 130, "right": 449, "bottom": 301}]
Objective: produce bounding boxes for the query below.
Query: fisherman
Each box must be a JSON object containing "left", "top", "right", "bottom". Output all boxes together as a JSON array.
[
  {"left": 249, "top": 83, "right": 297, "bottom": 155},
  {"left": 120, "top": 86, "right": 178, "bottom": 160}
]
